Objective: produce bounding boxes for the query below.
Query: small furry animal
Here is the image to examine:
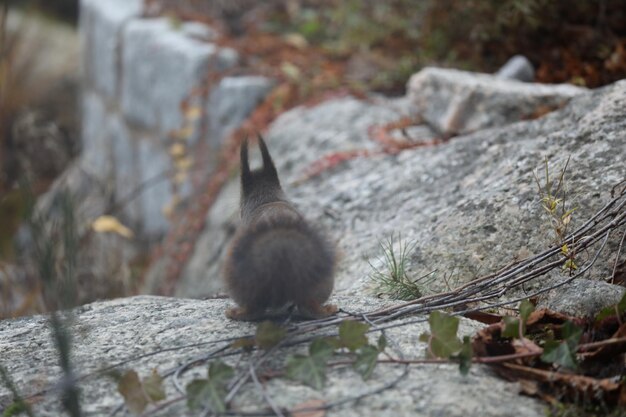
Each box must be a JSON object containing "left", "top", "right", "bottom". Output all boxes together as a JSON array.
[{"left": 223, "top": 135, "right": 337, "bottom": 321}]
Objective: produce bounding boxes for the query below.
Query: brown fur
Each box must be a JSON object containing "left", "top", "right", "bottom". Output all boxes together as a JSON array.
[{"left": 223, "top": 135, "right": 337, "bottom": 320}]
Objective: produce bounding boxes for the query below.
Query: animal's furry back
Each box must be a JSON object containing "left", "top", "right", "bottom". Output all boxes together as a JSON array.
[{"left": 224, "top": 212, "right": 335, "bottom": 311}]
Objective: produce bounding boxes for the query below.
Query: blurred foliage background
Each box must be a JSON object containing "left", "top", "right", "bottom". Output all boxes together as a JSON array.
[{"left": 150, "top": 0, "right": 626, "bottom": 92}]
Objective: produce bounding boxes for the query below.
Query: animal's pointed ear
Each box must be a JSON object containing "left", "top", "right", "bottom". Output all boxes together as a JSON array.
[
  {"left": 240, "top": 137, "right": 251, "bottom": 188},
  {"left": 257, "top": 133, "right": 279, "bottom": 182}
]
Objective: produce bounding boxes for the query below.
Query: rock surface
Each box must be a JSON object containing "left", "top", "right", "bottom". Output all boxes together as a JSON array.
[
  {"left": 496, "top": 55, "right": 535, "bottom": 82},
  {"left": 0, "top": 296, "right": 546, "bottom": 417},
  {"left": 408, "top": 67, "right": 587, "bottom": 135}
]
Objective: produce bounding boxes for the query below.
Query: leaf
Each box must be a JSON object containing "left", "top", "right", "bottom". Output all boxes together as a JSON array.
[
  {"left": 322, "top": 336, "right": 342, "bottom": 349},
  {"left": 502, "top": 316, "right": 523, "bottom": 339},
  {"left": 92, "top": 216, "right": 134, "bottom": 238},
  {"left": 143, "top": 369, "right": 165, "bottom": 402},
  {"left": 169, "top": 143, "right": 186, "bottom": 158},
  {"left": 457, "top": 336, "right": 473, "bottom": 376},
  {"left": 281, "top": 62, "right": 302, "bottom": 81},
  {"left": 338, "top": 320, "right": 370, "bottom": 352},
  {"left": 309, "top": 338, "right": 335, "bottom": 361},
  {"left": 186, "top": 361, "right": 233, "bottom": 412},
  {"left": 519, "top": 300, "right": 535, "bottom": 323},
  {"left": 286, "top": 355, "right": 327, "bottom": 390},
  {"left": 353, "top": 345, "right": 379, "bottom": 380},
  {"left": 286, "top": 339, "right": 334, "bottom": 390},
  {"left": 209, "top": 360, "right": 234, "bottom": 384},
  {"left": 418, "top": 332, "right": 430, "bottom": 343},
  {"left": 118, "top": 370, "right": 148, "bottom": 415},
  {"left": 255, "top": 321, "right": 286, "bottom": 349},
  {"left": 595, "top": 291, "right": 626, "bottom": 323},
  {"left": 184, "top": 106, "right": 203, "bottom": 120},
  {"left": 541, "top": 340, "right": 577, "bottom": 369},
  {"left": 377, "top": 334, "right": 387, "bottom": 352},
  {"left": 428, "top": 311, "right": 462, "bottom": 358},
  {"left": 231, "top": 337, "right": 255, "bottom": 351},
  {"left": 186, "top": 380, "right": 212, "bottom": 411},
  {"left": 541, "top": 321, "right": 581, "bottom": 369},
  {"left": 561, "top": 321, "right": 582, "bottom": 351}
]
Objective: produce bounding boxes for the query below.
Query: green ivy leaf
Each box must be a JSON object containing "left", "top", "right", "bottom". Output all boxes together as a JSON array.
[
  {"left": 418, "top": 332, "right": 430, "bottom": 343},
  {"left": 541, "top": 321, "right": 582, "bottom": 369},
  {"left": 209, "top": 361, "right": 235, "bottom": 384},
  {"left": 309, "top": 338, "right": 335, "bottom": 360},
  {"left": 186, "top": 361, "right": 233, "bottom": 412},
  {"left": 286, "top": 339, "right": 334, "bottom": 390},
  {"left": 255, "top": 321, "right": 287, "bottom": 349},
  {"left": 143, "top": 369, "right": 165, "bottom": 402},
  {"left": 338, "top": 320, "right": 370, "bottom": 352},
  {"left": 502, "top": 316, "right": 523, "bottom": 339},
  {"left": 519, "top": 300, "right": 535, "bottom": 322},
  {"left": 428, "top": 311, "right": 462, "bottom": 358},
  {"left": 230, "top": 337, "right": 255, "bottom": 351},
  {"left": 457, "top": 336, "right": 473, "bottom": 376},
  {"left": 595, "top": 292, "right": 626, "bottom": 323},
  {"left": 354, "top": 345, "right": 379, "bottom": 380},
  {"left": 322, "top": 336, "right": 342, "bottom": 349},
  {"left": 541, "top": 340, "right": 577, "bottom": 369},
  {"left": 186, "top": 380, "right": 214, "bottom": 411},
  {"left": 118, "top": 370, "right": 148, "bottom": 415},
  {"left": 377, "top": 334, "right": 387, "bottom": 352},
  {"left": 561, "top": 321, "right": 583, "bottom": 351}
]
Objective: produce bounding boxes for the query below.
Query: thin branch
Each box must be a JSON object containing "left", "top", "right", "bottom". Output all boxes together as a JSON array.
[
  {"left": 610, "top": 226, "right": 626, "bottom": 284},
  {"left": 248, "top": 357, "right": 285, "bottom": 417}
]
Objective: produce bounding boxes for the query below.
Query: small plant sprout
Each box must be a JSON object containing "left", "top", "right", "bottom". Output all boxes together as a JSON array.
[
  {"left": 369, "top": 233, "right": 431, "bottom": 300},
  {"left": 533, "top": 156, "right": 579, "bottom": 275}
]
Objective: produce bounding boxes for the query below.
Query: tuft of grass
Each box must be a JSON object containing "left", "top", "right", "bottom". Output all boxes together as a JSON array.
[
  {"left": 533, "top": 156, "right": 578, "bottom": 275},
  {"left": 0, "top": 364, "right": 35, "bottom": 417},
  {"left": 369, "top": 234, "right": 432, "bottom": 300}
]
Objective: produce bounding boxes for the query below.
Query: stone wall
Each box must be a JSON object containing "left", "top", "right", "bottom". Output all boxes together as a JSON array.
[{"left": 79, "top": 0, "right": 273, "bottom": 238}]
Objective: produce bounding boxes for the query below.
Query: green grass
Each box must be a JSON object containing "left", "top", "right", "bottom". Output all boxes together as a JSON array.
[{"left": 369, "top": 234, "right": 432, "bottom": 300}]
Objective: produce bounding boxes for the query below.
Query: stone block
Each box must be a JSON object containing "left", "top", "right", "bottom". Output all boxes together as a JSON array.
[
  {"left": 80, "top": 0, "right": 142, "bottom": 99},
  {"left": 136, "top": 137, "right": 172, "bottom": 236},
  {"left": 108, "top": 114, "right": 141, "bottom": 227},
  {"left": 80, "top": 91, "right": 112, "bottom": 180},
  {"left": 496, "top": 55, "right": 534, "bottom": 82},
  {"left": 407, "top": 67, "right": 587, "bottom": 135},
  {"left": 121, "top": 18, "right": 238, "bottom": 138},
  {"left": 206, "top": 76, "right": 274, "bottom": 147}
]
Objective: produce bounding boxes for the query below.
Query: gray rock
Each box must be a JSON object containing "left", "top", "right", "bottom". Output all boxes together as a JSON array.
[
  {"left": 407, "top": 67, "right": 587, "bottom": 135},
  {"left": 496, "top": 55, "right": 535, "bottom": 82},
  {"left": 206, "top": 76, "right": 275, "bottom": 148},
  {"left": 181, "top": 21, "right": 218, "bottom": 41},
  {"left": 136, "top": 137, "right": 173, "bottom": 237},
  {"left": 175, "top": 180, "right": 239, "bottom": 298},
  {"left": 80, "top": 94, "right": 144, "bottom": 230},
  {"left": 0, "top": 295, "right": 545, "bottom": 417},
  {"left": 120, "top": 18, "right": 238, "bottom": 137},
  {"left": 80, "top": 0, "right": 142, "bottom": 99},
  {"left": 538, "top": 278, "right": 626, "bottom": 318},
  {"left": 109, "top": 113, "right": 142, "bottom": 227},
  {"left": 80, "top": 91, "right": 112, "bottom": 181}
]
